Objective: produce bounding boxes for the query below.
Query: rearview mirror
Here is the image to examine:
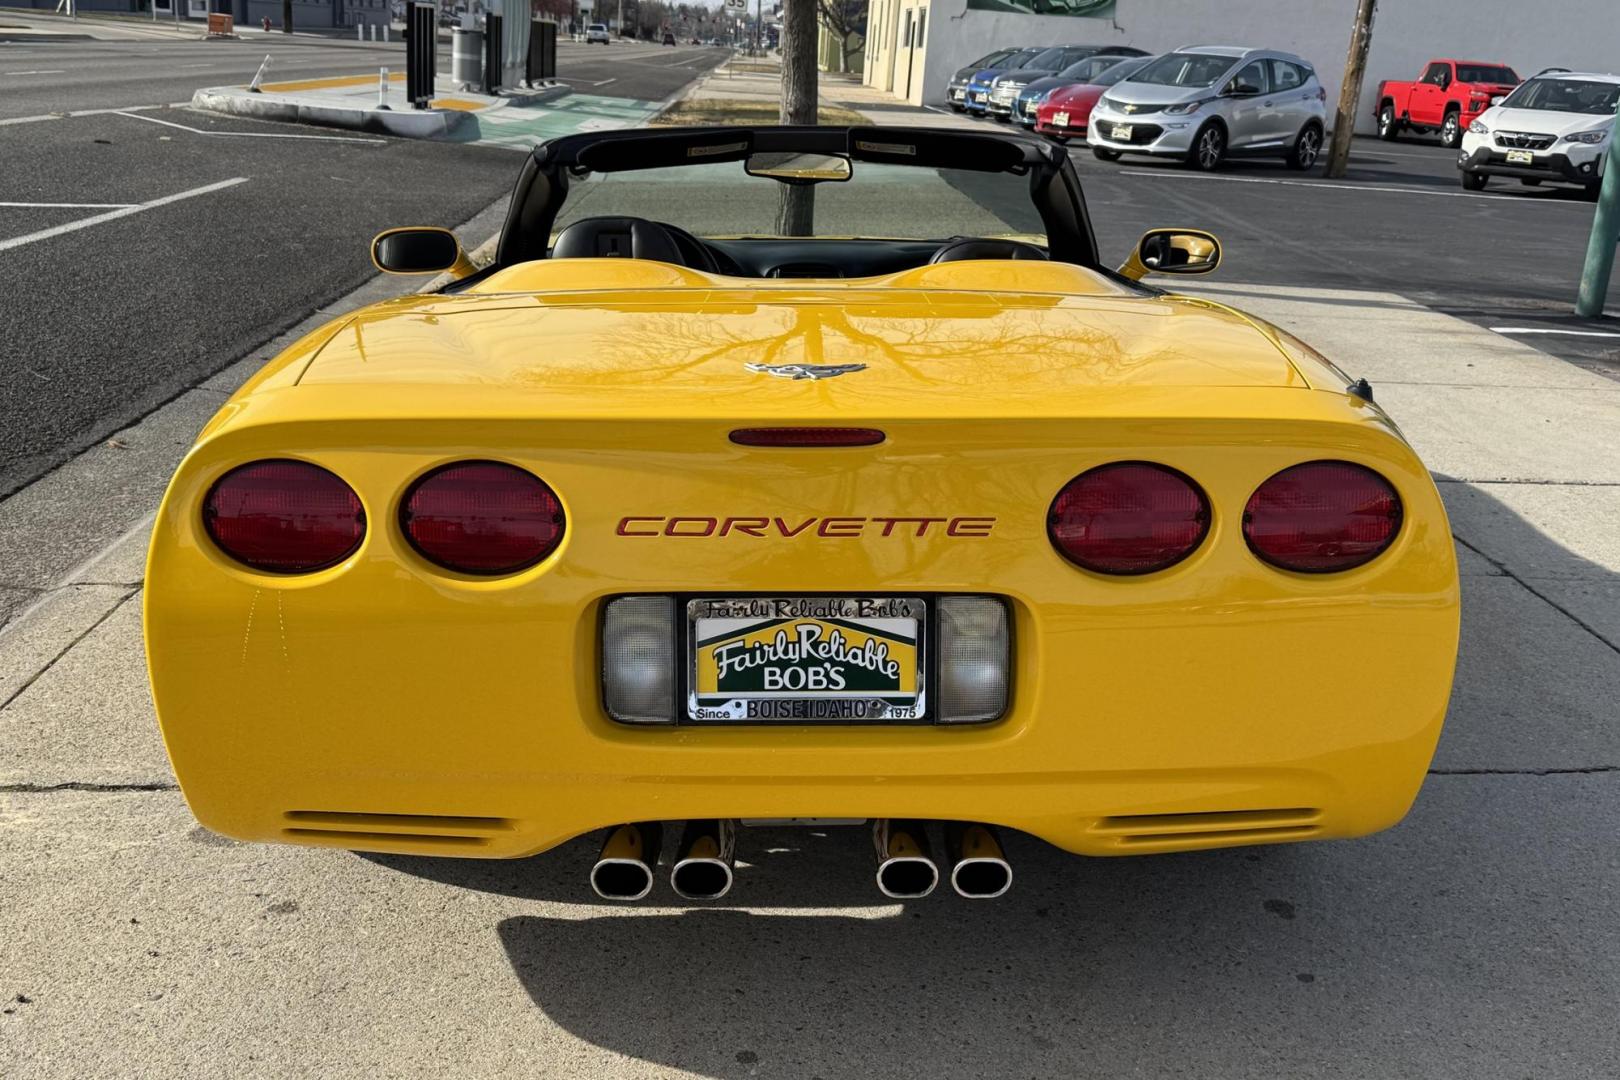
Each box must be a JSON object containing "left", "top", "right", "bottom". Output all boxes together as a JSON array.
[
  {"left": 371, "top": 226, "right": 475, "bottom": 278},
  {"left": 1118, "top": 229, "right": 1222, "bottom": 281},
  {"left": 744, "top": 151, "right": 853, "bottom": 184}
]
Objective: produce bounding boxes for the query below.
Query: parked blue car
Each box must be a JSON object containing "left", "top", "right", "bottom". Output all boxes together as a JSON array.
[{"left": 963, "top": 47, "right": 1045, "bottom": 116}]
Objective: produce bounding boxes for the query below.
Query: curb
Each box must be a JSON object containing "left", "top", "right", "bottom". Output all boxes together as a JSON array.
[{"left": 191, "top": 85, "right": 471, "bottom": 139}]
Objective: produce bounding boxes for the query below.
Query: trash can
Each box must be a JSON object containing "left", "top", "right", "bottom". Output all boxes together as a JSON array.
[{"left": 451, "top": 27, "right": 483, "bottom": 90}]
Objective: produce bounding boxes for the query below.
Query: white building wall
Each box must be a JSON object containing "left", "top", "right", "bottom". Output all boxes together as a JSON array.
[{"left": 904, "top": 0, "right": 1619, "bottom": 132}]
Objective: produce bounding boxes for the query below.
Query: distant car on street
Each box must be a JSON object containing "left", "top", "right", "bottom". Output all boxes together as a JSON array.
[
  {"left": 1088, "top": 46, "right": 1327, "bottom": 172},
  {"left": 1376, "top": 59, "right": 1521, "bottom": 148},
  {"left": 662, "top": 31, "right": 676, "bottom": 45},
  {"left": 1013, "top": 51, "right": 1148, "bottom": 129},
  {"left": 1459, "top": 71, "right": 1618, "bottom": 198},
  {"left": 585, "top": 22, "right": 610, "bottom": 44},
  {"left": 1035, "top": 55, "right": 1155, "bottom": 142}
]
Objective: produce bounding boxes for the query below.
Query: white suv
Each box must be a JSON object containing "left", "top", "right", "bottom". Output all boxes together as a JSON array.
[
  {"left": 1459, "top": 71, "right": 1617, "bottom": 199},
  {"left": 586, "top": 22, "right": 611, "bottom": 44},
  {"left": 1087, "top": 46, "right": 1327, "bottom": 171}
]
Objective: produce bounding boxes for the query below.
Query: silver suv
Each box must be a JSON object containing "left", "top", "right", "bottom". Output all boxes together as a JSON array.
[{"left": 1087, "top": 46, "right": 1328, "bottom": 171}]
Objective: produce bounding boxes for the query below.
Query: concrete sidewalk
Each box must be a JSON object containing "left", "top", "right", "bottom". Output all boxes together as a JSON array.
[{"left": 2, "top": 270, "right": 1617, "bottom": 1075}]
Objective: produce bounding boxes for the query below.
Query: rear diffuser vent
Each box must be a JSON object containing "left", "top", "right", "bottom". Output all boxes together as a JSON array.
[
  {"left": 281, "top": 810, "right": 514, "bottom": 850},
  {"left": 1090, "top": 808, "right": 1322, "bottom": 851}
]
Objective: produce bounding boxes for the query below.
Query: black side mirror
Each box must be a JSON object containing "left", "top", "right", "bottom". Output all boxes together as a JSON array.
[{"left": 371, "top": 227, "right": 472, "bottom": 277}]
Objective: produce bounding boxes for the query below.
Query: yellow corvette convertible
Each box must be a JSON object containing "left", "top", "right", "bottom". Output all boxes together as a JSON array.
[{"left": 146, "top": 127, "right": 1459, "bottom": 902}]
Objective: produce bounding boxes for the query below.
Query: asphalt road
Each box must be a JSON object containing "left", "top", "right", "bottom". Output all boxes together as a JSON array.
[{"left": 0, "top": 37, "right": 729, "bottom": 497}]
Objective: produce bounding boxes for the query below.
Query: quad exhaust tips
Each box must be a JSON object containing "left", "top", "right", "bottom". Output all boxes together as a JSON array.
[
  {"left": 670, "top": 819, "right": 737, "bottom": 900},
  {"left": 873, "top": 819, "right": 940, "bottom": 899},
  {"left": 945, "top": 822, "right": 1013, "bottom": 899},
  {"left": 590, "top": 822, "right": 663, "bottom": 901}
]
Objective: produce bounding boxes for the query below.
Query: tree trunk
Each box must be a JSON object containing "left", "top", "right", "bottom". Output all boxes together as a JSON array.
[
  {"left": 775, "top": 0, "right": 818, "bottom": 236},
  {"left": 1325, "top": 0, "right": 1377, "bottom": 179}
]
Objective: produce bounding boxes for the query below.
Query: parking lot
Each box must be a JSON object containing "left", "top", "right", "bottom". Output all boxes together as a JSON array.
[{"left": 2, "top": 28, "right": 1619, "bottom": 1080}]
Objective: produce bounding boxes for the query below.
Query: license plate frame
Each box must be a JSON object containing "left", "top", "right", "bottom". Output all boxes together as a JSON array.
[
  {"left": 686, "top": 596, "right": 928, "bottom": 724},
  {"left": 1111, "top": 123, "right": 1134, "bottom": 141},
  {"left": 1505, "top": 149, "right": 1534, "bottom": 165}
]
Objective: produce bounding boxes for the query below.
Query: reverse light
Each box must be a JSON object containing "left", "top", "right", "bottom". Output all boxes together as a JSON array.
[
  {"left": 400, "top": 461, "right": 565, "bottom": 575},
  {"left": 203, "top": 459, "right": 365, "bottom": 573},
  {"left": 937, "top": 597, "right": 1010, "bottom": 724},
  {"left": 1468, "top": 118, "right": 1489, "bottom": 134},
  {"left": 1048, "top": 462, "right": 1211, "bottom": 575},
  {"left": 1243, "top": 461, "right": 1402, "bottom": 573},
  {"left": 602, "top": 596, "right": 676, "bottom": 723}
]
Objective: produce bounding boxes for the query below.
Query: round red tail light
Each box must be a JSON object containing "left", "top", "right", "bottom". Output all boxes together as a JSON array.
[
  {"left": 203, "top": 460, "right": 365, "bottom": 573},
  {"left": 401, "top": 461, "right": 565, "bottom": 575},
  {"left": 1048, "top": 462, "right": 1210, "bottom": 575},
  {"left": 1243, "top": 461, "right": 1402, "bottom": 573}
]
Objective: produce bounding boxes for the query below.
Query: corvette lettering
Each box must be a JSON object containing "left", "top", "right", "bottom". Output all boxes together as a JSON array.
[{"left": 616, "top": 516, "right": 995, "bottom": 537}]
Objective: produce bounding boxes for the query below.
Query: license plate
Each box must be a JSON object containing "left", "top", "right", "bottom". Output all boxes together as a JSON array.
[
  {"left": 951, "top": 88, "right": 964, "bottom": 100},
  {"left": 1506, "top": 149, "right": 1533, "bottom": 164},
  {"left": 1111, "top": 123, "right": 1133, "bottom": 141},
  {"left": 1054, "top": 111, "right": 1070, "bottom": 127},
  {"left": 970, "top": 92, "right": 983, "bottom": 102},
  {"left": 687, "top": 597, "right": 926, "bottom": 722}
]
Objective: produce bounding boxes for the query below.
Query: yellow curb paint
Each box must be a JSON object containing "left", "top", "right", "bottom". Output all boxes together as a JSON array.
[
  {"left": 259, "top": 72, "right": 406, "bottom": 92},
  {"left": 428, "top": 98, "right": 485, "bottom": 111}
]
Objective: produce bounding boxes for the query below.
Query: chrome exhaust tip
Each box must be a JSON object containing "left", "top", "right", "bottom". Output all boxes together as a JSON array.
[
  {"left": 946, "top": 822, "right": 1012, "bottom": 899},
  {"left": 873, "top": 818, "right": 939, "bottom": 899},
  {"left": 670, "top": 819, "right": 737, "bottom": 900},
  {"left": 590, "top": 822, "right": 663, "bottom": 901}
]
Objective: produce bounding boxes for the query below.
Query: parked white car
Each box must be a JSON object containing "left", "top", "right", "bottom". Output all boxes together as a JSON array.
[
  {"left": 1087, "top": 46, "right": 1327, "bottom": 171},
  {"left": 1459, "top": 71, "right": 1618, "bottom": 199},
  {"left": 586, "top": 22, "right": 611, "bottom": 44}
]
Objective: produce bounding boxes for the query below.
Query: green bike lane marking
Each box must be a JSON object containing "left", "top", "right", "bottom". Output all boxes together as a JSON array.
[{"left": 453, "top": 93, "right": 661, "bottom": 149}]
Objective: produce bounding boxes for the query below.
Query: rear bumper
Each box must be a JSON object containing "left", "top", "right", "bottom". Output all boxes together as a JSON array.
[{"left": 147, "top": 413, "right": 1460, "bottom": 862}]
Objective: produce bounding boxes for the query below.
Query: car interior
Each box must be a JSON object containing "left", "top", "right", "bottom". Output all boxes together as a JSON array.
[
  {"left": 475, "top": 126, "right": 1101, "bottom": 285},
  {"left": 544, "top": 215, "right": 1050, "bottom": 279}
]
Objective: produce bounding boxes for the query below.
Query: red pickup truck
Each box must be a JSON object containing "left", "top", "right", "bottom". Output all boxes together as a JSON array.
[{"left": 1374, "top": 59, "right": 1521, "bottom": 148}]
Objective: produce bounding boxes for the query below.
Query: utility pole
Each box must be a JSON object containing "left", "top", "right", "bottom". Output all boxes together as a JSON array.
[
  {"left": 1575, "top": 113, "right": 1620, "bottom": 318},
  {"left": 775, "top": 0, "right": 816, "bottom": 235},
  {"left": 1325, "top": 0, "right": 1376, "bottom": 179}
]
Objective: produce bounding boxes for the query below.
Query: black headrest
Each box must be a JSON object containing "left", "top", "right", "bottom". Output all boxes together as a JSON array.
[
  {"left": 551, "top": 216, "right": 685, "bottom": 264},
  {"left": 929, "top": 237, "right": 1049, "bottom": 264}
]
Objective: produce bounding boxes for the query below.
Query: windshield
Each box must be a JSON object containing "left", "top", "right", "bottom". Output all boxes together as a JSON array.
[
  {"left": 554, "top": 161, "right": 1042, "bottom": 242},
  {"left": 1004, "top": 48, "right": 1045, "bottom": 69},
  {"left": 1093, "top": 57, "right": 1152, "bottom": 86},
  {"left": 970, "top": 49, "right": 1015, "bottom": 68},
  {"left": 1027, "top": 47, "right": 1070, "bottom": 70},
  {"left": 1129, "top": 52, "right": 1236, "bottom": 88},
  {"left": 1456, "top": 65, "right": 1518, "bottom": 84},
  {"left": 1058, "top": 55, "right": 1121, "bottom": 81},
  {"left": 1502, "top": 78, "right": 1620, "bottom": 116}
]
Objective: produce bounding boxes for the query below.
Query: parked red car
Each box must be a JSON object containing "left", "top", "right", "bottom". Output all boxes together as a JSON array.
[
  {"left": 1034, "top": 55, "right": 1154, "bottom": 143},
  {"left": 1374, "top": 59, "right": 1521, "bottom": 148}
]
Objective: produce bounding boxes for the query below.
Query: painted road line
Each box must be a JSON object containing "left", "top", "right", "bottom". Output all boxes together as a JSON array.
[
  {"left": 1114, "top": 168, "right": 1591, "bottom": 207},
  {"left": 115, "top": 110, "right": 387, "bottom": 143},
  {"left": 1491, "top": 326, "right": 1620, "bottom": 339},
  {"left": 1, "top": 69, "right": 67, "bottom": 75},
  {"left": 0, "top": 201, "right": 138, "bottom": 209},
  {"left": 0, "top": 178, "right": 248, "bottom": 254},
  {"left": 0, "top": 102, "right": 171, "bottom": 127}
]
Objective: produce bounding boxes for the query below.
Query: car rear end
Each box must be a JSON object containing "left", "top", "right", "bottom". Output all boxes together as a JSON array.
[{"left": 147, "top": 280, "right": 1459, "bottom": 874}]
